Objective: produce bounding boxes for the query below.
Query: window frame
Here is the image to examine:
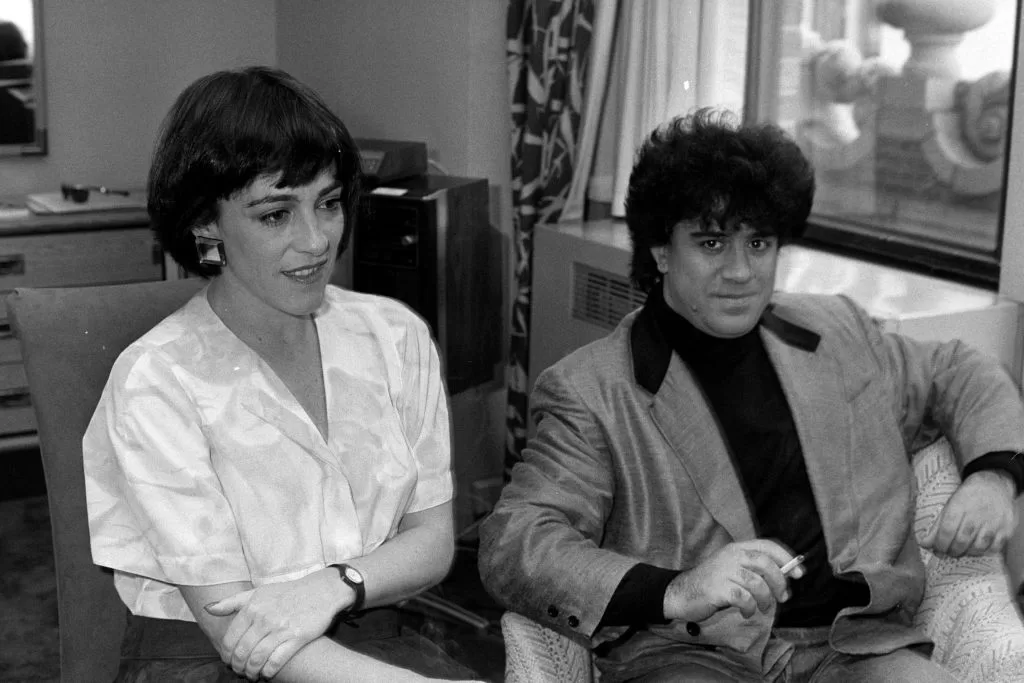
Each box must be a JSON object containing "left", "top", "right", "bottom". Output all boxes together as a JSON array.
[
  {"left": 743, "top": 0, "right": 1018, "bottom": 290},
  {"left": 1000, "top": 2, "right": 1024, "bottom": 343}
]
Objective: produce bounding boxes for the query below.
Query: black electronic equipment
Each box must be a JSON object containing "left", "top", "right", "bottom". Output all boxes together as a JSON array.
[
  {"left": 353, "top": 174, "right": 502, "bottom": 393},
  {"left": 354, "top": 138, "right": 428, "bottom": 186}
]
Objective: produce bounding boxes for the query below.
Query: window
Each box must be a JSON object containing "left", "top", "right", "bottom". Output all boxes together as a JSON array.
[{"left": 748, "top": 0, "right": 1021, "bottom": 287}]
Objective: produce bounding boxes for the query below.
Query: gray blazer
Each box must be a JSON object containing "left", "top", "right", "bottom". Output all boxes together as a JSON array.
[{"left": 479, "top": 292, "right": 1024, "bottom": 679}]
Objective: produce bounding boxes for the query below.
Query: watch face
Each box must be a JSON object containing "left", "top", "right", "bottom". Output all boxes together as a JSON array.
[{"left": 344, "top": 566, "right": 364, "bottom": 584}]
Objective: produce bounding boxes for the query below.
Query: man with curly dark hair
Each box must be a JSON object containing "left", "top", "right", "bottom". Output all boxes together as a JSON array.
[{"left": 480, "top": 109, "right": 1024, "bottom": 681}]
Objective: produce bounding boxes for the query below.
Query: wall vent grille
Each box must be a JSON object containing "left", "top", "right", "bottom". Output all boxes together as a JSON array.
[{"left": 571, "top": 263, "right": 647, "bottom": 330}]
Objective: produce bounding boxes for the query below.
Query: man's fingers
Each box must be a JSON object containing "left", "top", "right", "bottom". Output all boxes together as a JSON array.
[
  {"left": 947, "top": 519, "right": 977, "bottom": 557},
  {"left": 725, "top": 583, "right": 758, "bottom": 619},
  {"left": 918, "top": 519, "right": 939, "bottom": 548},
  {"left": 741, "top": 539, "right": 797, "bottom": 568},
  {"left": 966, "top": 518, "right": 1011, "bottom": 555},
  {"left": 739, "top": 539, "right": 805, "bottom": 582},
  {"left": 931, "top": 509, "right": 965, "bottom": 556},
  {"left": 741, "top": 552, "right": 790, "bottom": 603},
  {"left": 965, "top": 529, "right": 996, "bottom": 556},
  {"left": 737, "top": 568, "right": 775, "bottom": 612}
]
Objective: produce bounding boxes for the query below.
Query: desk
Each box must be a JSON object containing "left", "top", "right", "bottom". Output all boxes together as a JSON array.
[{"left": 0, "top": 204, "right": 163, "bottom": 450}]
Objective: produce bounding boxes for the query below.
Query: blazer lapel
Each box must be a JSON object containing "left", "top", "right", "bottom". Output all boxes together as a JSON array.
[
  {"left": 760, "top": 325, "right": 860, "bottom": 566},
  {"left": 650, "top": 355, "right": 757, "bottom": 543}
]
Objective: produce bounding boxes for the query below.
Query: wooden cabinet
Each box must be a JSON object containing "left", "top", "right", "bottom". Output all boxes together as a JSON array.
[{"left": 0, "top": 207, "right": 164, "bottom": 448}]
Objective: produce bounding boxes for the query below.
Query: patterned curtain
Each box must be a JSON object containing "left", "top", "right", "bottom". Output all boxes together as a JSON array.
[{"left": 505, "top": 0, "right": 595, "bottom": 471}]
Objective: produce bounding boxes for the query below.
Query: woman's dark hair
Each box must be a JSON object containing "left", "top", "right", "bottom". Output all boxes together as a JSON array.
[
  {"left": 148, "top": 66, "right": 363, "bottom": 277},
  {"left": 624, "top": 108, "right": 815, "bottom": 293}
]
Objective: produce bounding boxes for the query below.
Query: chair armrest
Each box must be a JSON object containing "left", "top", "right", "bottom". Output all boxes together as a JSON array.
[
  {"left": 1006, "top": 497, "right": 1024, "bottom": 596},
  {"left": 912, "top": 438, "right": 1024, "bottom": 682},
  {"left": 501, "top": 611, "right": 594, "bottom": 683}
]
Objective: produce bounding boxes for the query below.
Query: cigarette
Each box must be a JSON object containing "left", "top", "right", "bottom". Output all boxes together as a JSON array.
[{"left": 780, "top": 555, "right": 805, "bottom": 577}]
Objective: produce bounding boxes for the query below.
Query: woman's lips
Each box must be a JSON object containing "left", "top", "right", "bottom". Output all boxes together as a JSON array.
[{"left": 282, "top": 260, "right": 328, "bottom": 283}]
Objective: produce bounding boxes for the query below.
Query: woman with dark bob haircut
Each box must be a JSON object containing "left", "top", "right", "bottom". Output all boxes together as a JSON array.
[
  {"left": 148, "top": 66, "right": 364, "bottom": 278},
  {"left": 625, "top": 108, "right": 815, "bottom": 294},
  {"left": 83, "top": 67, "right": 481, "bottom": 682}
]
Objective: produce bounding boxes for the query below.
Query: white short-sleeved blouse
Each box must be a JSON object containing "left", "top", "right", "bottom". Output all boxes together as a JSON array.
[{"left": 83, "top": 285, "right": 453, "bottom": 621}]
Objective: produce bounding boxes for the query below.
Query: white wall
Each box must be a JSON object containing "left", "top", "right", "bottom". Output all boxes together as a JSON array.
[
  {"left": 0, "top": 0, "right": 277, "bottom": 196},
  {"left": 276, "top": 0, "right": 511, "bottom": 223}
]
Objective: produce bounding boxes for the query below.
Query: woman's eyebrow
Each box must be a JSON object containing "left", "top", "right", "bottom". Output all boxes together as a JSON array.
[
  {"left": 317, "top": 181, "right": 343, "bottom": 198},
  {"left": 245, "top": 192, "right": 296, "bottom": 208}
]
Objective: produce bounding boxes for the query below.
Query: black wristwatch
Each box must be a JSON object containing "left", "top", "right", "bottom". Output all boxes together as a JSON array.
[{"left": 332, "top": 563, "right": 366, "bottom": 613}]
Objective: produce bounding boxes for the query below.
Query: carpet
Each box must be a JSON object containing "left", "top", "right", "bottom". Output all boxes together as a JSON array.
[{"left": 0, "top": 495, "right": 59, "bottom": 682}]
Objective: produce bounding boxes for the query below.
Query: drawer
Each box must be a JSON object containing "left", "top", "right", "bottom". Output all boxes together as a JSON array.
[
  {"left": 0, "top": 317, "right": 20, "bottom": 365},
  {"left": 0, "top": 227, "right": 163, "bottom": 289},
  {"left": 0, "top": 363, "right": 34, "bottom": 436}
]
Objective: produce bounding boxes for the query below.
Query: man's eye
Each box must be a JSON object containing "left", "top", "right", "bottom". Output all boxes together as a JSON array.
[{"left": 701, "top": 239, "right": 723, "bottom": 251}]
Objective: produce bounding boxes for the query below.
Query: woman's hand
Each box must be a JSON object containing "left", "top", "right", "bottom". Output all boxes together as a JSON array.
[{"left": 204, "top": 567, "right": 354, "bottom": 680}]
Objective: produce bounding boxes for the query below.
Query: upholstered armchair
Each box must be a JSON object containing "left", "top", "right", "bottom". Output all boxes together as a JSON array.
[{"left": 501, "top": 438, "right": 1024, "bottom": 682}]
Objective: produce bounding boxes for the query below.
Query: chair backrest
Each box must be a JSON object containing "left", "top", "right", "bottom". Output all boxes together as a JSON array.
[{"left": 6, "top": 278, "right": 206, "bottom": 683}]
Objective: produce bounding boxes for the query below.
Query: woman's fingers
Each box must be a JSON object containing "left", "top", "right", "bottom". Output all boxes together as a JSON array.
[
  {"left": 244, "top": 632, "right": 283, "bottom": 681},
  {"left": 261, "top": 639, "right": 306, "bottom": 680},
  {"left": 205, "top": 589, "right": 252, "bottom": 617},
  {"left": 230, "top": 626, "right": 262, "bottom": 676},
  {"left": 219, "top": 614, "right": 251, "bottom": 663}
]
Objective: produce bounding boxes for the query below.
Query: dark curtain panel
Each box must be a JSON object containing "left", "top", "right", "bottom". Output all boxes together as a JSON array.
[{"left": 505, "top": 0, "right": 595, "bottom": 470}]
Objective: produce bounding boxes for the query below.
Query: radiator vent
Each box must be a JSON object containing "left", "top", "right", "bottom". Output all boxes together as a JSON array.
[{"left": 571, "top": 263, "right": 647, "bottom": 330}]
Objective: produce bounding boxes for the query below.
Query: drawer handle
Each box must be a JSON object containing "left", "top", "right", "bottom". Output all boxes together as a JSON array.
[
  {"left": 0, "top": 254, "right": 25, "bottom": 276},
  {"left": 0, "top": 388, "right": 30, "bottom": 408}
]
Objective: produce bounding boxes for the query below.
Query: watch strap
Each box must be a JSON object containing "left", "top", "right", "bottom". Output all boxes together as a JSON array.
[{"left": 332, "top": 563, "right": 366, "bottom": 613}]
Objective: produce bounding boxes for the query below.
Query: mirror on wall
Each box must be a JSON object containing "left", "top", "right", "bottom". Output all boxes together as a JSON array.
[{"left": 0, "top": 0, "right": 45, "bottom": 156}]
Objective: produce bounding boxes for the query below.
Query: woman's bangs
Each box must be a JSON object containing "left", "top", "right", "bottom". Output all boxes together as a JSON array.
[{"left": 261, "top": 101, "right": 334, "bottom": 186}]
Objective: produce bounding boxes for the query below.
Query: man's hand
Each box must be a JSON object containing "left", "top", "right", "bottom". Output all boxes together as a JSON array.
[
  {"left": 204, "top": 567, "right": 356, "bottom": 680},
  {"left": 662, "top": 540, "right": 804, "bottom": 623},
  {"left": 920, "top": 470, "right": 1018, "bottom": 557}
]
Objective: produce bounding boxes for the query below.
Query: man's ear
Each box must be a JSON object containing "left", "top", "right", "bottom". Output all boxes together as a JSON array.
[{"left": 650, "top": 246, "right": 667, "bottom": 273}]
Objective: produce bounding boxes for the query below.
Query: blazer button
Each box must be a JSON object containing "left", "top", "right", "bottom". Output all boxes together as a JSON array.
[
  {"left": 686, "top": 621, "right": 701, "bottom": 637},
  {"left": 567, "top": 615, "right": 580, "bottom": 628},
  {"left": 547, "top": 605, "right": 559, "bottom": 618}
]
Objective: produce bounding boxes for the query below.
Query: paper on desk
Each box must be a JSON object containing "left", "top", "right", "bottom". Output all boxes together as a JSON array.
[
  {"left": 26, "top": 190, "right": 147, "bottom": 214},
  {"left": 0, "top": 205, "right": 30, "bottom": 220}
]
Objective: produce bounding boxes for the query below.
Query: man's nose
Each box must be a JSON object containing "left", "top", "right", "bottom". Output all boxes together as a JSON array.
[{"left": 722, "top": 244, "right": 753, "bottom": 281}]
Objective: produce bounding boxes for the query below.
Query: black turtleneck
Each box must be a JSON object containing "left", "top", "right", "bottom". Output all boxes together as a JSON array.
[{"left": 600, "top": 289, "right": 1024, "bottom": 628}]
